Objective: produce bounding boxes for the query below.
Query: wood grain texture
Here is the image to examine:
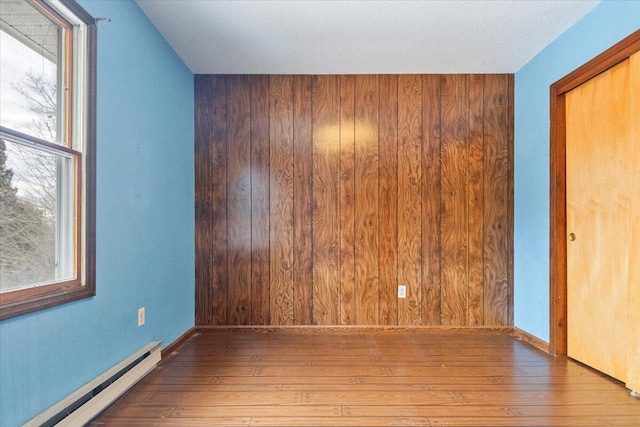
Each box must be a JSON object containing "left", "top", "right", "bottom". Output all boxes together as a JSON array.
[
  {"left": 194, "top": 75, "right": 214, "bottom": 325},
  {"left": 378, "top": 75, "right": 399, "bottom": 325},
  {"left": 226, "top": 75, "right": 252, "bottom": 325},
  {"left": 549, "top": 90, "right": 567, "bottom": 356},
  {"left": 269, "top": 75, "right": 295, "bottom": 325},
  {"left": 421, "top": 74, "right": 442, "bottom": 326},
  {"left": 397, "top": 74, "right": 422, "bottom": 325},
  {"left": 250, "top": 75, "right": 271, "bottom": 325},
  {"left": 483, "top": 74, "right": 510, "bottom": 326},
  {"left": 210, "top": 75, "right": 228, "bottom": 325},
  {"left": 93, "top": 330, "right": 638, "bottom": 427},
  {"left": 293, "top": 75, "right": 314, "bottom": 325},
  {"left": 507, "top": 75, "right": 514, "bottom": 326},
  {"left": 339, "top": 75, "right": 356, "bottom": 325},
  {"left": 354, "top": 75, "right": 379, "bottom": 325},
  {"left": 312, "top": 75, "right": 341, "bottom": 325},
  {"left": 566, "top": 60, "right": 630, "bottom": 382},
  {"left": 440, "top": 74, "right": 469, "bottom": 326},
  {"left": 627, "top": 51, "right": 640, "bottom": 393},
  {"left": 549, "top": 30, "right": 640, "bottom": 357},
  {"left": 195, "top": 74, "right": 513, "bottom": 327},
  {"left": 467, "top": 75, "right": 484, "bottom": 326}
]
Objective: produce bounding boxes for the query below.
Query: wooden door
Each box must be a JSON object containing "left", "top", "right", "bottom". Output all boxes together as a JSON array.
[
  {"left": 565, "top": 58, "right": 631, "bottom": 382},
  {"left": 627, "top": 53, "right": 640, "bottom": 393}
]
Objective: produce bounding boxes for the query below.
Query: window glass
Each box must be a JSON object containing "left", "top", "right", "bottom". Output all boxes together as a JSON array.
[
  {"left": 0, "top": 0, "right": 94, "bottom": 319},
  {"left": 0, "top": 139, "right": 62, "bottom": 291},
  {"left": 0, "top": 0, "right": 60, "bottom": 143}
]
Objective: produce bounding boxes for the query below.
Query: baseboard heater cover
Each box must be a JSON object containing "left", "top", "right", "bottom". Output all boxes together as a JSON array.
[{"left": 25, "top": 341, "right": 162, "bottom": 427}]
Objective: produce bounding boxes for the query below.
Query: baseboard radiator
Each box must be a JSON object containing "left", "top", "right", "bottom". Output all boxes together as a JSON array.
[{"left": 25, "top": 341, "right": 162, "bottom": 427}]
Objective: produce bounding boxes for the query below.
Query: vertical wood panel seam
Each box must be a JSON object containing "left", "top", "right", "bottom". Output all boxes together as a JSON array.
[
  {"left": 311, "top": 79, "right": 314, "bottom": 324},
  {"left": 395, "top": 76, "right": 400, "bottom": 325},
  {"left": 338, "top": 76, "right": 342, "bottom": 324},
  {"left": 289, "top": 75, "right": 295, "bottom": 324},
  {"left": 468, "top": 75, "right": 474, "bottom": 326},
  {"left": 310, "top": 77, "right": 315, "bottom": 324},
  {"left": 289, "top": 76, "right": 295, "bottom": 324},
  {"left": 377, "top": 76, "right": 381, "bottom": 325},
  {"left": 292, "top": 76, "right": 297, "bottom": 325},
  {"left": 508, "top": 75, "right": 515, "bottom": 325},
  {"left": 478, "top": 75, "right": 486, "bottom": 325},
  {"left": 510, "top": 75, "right": 514, "bottom": 324},
  {"left": 465, "top": 75, "right": 470, "bottom": 326},
  {"left": 419, "top": 75, "right": 424, "bottom": 325},
  {"left": 376, "top": 75, "right": 381, "bottom": 325},
  {"left": 338, "top": 76, "right": 341, "bottom": 324},
  {"left": 507, "top": 74, "right": 512, "bottom": 325},
  {"left": 351, "top": 77, "right": 356, "bottom": 325},
  {"left": 268, "top": 79, "right": 273, "bottom": 324},
  {"left": 437, "top": 75, "right": 443, "bottom": 326},
  {"left": 438, "top": 75, "right": 443, "bottom": 326},
  {"left": 354, "top": 76, "right": 358, "bottom": 324},
  {"left": 249, "top": 76, "right": 254, "bottom": 324},
  {"left": 267, "top": 79, "right": 272, "bottom": 324},
  {"left": 225, "top": 76, "right": 230, "bottom": 325},
  {"left": 481, "top": 76, "right": 486, "bottom": 325}
]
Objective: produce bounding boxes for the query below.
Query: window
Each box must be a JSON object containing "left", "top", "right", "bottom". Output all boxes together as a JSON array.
[{"left": 0, "top": 0, "right": 95, "bottom": 319}]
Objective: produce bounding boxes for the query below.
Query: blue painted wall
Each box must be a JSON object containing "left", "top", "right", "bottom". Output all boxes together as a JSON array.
[
  {"left": 514, "top": 1, "right": 640, "bottom": 341},
  {"left": 0, "top": 1, "right": 194, "bottom": 425}
]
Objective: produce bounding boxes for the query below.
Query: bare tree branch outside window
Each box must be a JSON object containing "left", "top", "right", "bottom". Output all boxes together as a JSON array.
[{"left": 0, "top": 70, "right": 57, "bottom": 291}]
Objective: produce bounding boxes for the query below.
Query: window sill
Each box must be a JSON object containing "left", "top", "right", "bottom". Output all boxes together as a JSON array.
[{"left": 0, "top": 282, "right": 95, "bottom": 320}]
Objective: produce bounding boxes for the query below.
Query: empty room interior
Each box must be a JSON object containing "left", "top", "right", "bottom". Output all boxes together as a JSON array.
[{"left": 1, "top": 0, "right": 639, "bottom": 426}]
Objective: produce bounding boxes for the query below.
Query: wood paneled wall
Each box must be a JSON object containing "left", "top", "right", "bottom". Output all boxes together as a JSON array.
[{"left": 195, "top": 74, "right": 513, "bottom": 326}]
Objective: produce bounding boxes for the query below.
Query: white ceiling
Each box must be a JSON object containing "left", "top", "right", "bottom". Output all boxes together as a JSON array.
[{"left": 135, "top": 0, "right": 600, "bottom": 75}]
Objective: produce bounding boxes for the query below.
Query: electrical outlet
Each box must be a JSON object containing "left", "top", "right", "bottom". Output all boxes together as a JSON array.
[
  {"left": 398, "top": 285, "right": 407, "bottom": 299},
  {"left": 138, "top": 307, "right": 145, "bottom": 326}
]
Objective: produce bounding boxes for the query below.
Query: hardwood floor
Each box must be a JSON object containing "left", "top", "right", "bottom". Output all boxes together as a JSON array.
[{"left": 91, "top": 329, "right": 640, "bottom": 426}]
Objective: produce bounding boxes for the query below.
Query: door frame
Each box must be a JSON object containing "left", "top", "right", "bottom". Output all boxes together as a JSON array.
[{"left": 549, "top": 30, "right": 640, "bottom": 356}]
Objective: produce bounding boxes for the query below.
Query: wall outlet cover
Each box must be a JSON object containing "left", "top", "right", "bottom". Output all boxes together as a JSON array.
[
  {"left": 398, "top": 285, "right": 407, "bottom": 298},
  {"left": 138, "top": 307, "right": 145, "bottom": 326}
]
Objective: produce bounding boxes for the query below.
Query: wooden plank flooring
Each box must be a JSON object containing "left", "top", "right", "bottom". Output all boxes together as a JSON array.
[{"left": 91, "top": 330, "right": 640, "bottom": 426}]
